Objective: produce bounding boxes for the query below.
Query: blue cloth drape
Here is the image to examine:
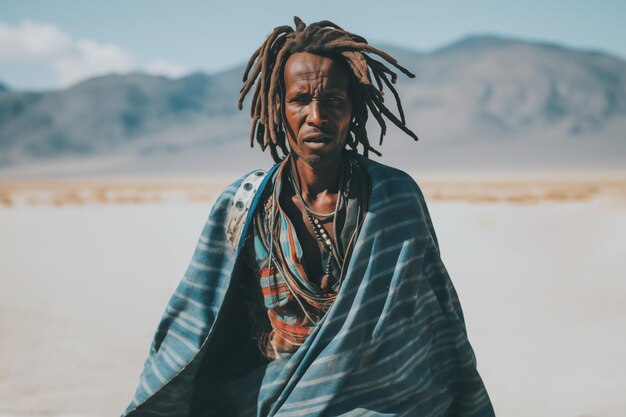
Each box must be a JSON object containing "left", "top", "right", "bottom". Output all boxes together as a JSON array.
[{"left": 122, "top": 157, "right": 494, "bottom": 417}]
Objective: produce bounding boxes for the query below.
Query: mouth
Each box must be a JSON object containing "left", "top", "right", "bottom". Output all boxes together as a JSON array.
[
  {"left": 302, "top": 134, "right": 333, "bottom": 144},
  {"left": 302, "top": 135, "right": 333, "bottom": 150}
]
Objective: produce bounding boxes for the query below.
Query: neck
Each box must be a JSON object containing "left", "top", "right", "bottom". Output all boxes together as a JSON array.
[{"left": 290, "top": 152, "right": 343, "bottom": 200}]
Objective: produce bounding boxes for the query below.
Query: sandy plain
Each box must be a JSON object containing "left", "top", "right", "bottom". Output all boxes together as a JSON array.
[{"left": 0, "top": 177, "right": 625, "bottom": 417}]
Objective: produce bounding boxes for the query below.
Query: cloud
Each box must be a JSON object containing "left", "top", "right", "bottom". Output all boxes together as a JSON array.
[
  {"left": 0, "top": 20, "right": 190, "bottom": 87},
  {"left": 144, "top": 60, "right": 190, "bottom": 79},
  {"left": 53, "top": 39, "right": 135, "bottom": 86},
  {"left": 0, "top": 20, "right": 72, "bottom": 61}
]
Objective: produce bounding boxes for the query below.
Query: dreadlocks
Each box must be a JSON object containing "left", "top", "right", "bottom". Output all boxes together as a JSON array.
[{"left": 238, "top": 16, "right": 418, "bottom": 163}]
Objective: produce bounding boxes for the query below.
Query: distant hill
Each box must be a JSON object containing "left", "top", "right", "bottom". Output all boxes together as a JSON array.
[
  {"left": 0, "top": 80, "right": 7, "bottom": 93},
  {"left": 1, "top": 34, "right": 625, "bottom": 179}
]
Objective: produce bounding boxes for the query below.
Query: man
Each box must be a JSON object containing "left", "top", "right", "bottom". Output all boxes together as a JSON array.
[{"left": 123, "top": 17, "right": 494, "bottom": 417}]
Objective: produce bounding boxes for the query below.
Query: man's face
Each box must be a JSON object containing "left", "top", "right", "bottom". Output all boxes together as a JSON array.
[{"left": 282, "top": 52, "right": 352, "bottom": 166}]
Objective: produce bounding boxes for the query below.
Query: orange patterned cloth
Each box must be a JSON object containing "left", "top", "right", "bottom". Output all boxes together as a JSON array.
[{"left": 243, "top": 153, "right": 369, "bottom": 359}]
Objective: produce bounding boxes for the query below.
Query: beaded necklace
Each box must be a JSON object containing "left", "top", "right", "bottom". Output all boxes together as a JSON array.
[
  {"left": 246, "top": 152, "right": 369, "bottom": 358},
  {"left": 288, "top": 157, "right": 351, "bottom": 289}
]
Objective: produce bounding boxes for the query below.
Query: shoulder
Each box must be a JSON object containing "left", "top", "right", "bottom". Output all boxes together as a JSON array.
[
  {"left": 355, "top": 156, "right": 442, "bottom": 248},
  {"left": 205, "top": 168, "right": 267, "bottom": 239},
  {"left": 214, "top": 167, "right": 270, "bottom": 208},
  {"left": 223, "top": 165, "right": 279, "bottom": 250},
  {"left": 355, "top": 155, "right": 425, "bottom": 203}
]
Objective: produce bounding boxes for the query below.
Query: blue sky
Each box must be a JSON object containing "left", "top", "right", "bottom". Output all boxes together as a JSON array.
[{"left": 1, "top": 0, "right": 624, "bottom": 90}]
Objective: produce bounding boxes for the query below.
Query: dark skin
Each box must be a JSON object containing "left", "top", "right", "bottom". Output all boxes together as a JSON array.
[{"left": 279, "top": 52, "right": 353, "bottom": 287}]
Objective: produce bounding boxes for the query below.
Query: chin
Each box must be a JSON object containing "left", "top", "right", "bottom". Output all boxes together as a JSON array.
[
  {"left": 297, "top": 153, "right": 324, "bottom": 166},
  {"left": 299, "top": 150, "right": 343, "bottom": 167}
]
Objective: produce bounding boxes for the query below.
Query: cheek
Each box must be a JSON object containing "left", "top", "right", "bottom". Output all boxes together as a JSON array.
[
  {"left": 336, "top": 104, "right": 352, "bottom": 128},
  {"left": 284, "top": 106, "right": 304, "bottom": 128},
  {"left": 283, "top": 108, "right": 302, "bottom": 142}
]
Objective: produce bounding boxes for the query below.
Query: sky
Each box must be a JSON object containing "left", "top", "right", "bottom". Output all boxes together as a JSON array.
[{"left": 0, "top": 0, "right": 625, "bottom": 90}]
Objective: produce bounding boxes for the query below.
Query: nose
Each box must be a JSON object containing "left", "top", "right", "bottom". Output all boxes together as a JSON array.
[{"left": 306, "top": 99, "right": 326, "bottom": 127}]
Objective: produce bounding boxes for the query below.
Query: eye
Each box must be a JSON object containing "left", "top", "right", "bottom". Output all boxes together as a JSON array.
[
  {"left": 326, "top": 96, "right": 345, "bottom": 104},
  {"left": 288, "top": 94, "right": 310, "bottom": 104}
]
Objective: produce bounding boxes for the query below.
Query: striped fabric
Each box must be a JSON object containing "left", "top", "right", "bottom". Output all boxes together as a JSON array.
[
  {"left": 122, "top": 156, "right": 494, "bottom": 417},
  {"left": 246, "top": 157, "right": 362, "bottom": 360}
]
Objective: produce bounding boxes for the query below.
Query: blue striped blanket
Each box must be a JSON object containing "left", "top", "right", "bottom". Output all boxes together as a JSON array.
[{"left": 123, "top": 157, "right": 494, "bottom": 416}]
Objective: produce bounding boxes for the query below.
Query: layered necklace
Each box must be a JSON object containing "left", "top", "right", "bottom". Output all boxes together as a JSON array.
[
  {"left": 288, "top": 157, "right": 350, "bottom": 291},
  {"left": 260, "top": 153, "right": 362, "bottom": 326}
]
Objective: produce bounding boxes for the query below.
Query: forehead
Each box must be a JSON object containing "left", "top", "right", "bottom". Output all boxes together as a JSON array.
[{"left": 283, "top": 52, "right": 349, "bottom": 91}]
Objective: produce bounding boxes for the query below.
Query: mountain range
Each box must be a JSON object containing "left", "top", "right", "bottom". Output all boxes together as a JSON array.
[{"left": 1, "top": 34, "right": 625, "bottom": 179}]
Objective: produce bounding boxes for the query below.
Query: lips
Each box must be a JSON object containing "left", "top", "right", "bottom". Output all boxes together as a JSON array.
[
  {"left": 302, "top": 133, "right": 333, "bottom": 143},
  {"left": 301, "top": 134, "right": 333, "bottom": 150},
  {"left": 304, "top": 137, "right": 331, "bottom": 143}
]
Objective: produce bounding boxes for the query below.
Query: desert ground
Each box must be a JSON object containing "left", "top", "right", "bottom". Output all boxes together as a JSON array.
[{"left": 0, "top": 177, "right": 625, "bottom": 417}]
